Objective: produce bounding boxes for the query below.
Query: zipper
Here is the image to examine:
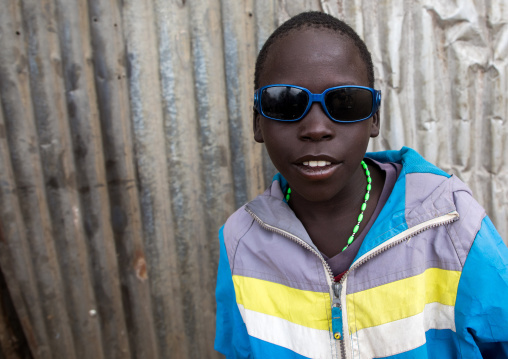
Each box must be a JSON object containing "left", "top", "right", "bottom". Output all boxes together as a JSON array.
[
  {"left": 246, "top": 207, "right": 459, "bottom": 359},
  {"left": 246, "top": 207, "right": 344, "bottom": 357},
  {"left": 342, "top": 211, "right": 459, "bottom": 280},
  {"left": 245, "top": 207, "right": 335, "bottom": 281},
  {"left": 337, "top": 210, "right": 459, "bottom": 358}
]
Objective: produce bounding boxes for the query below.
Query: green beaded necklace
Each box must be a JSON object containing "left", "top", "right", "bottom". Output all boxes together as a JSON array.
[{"left": 284, "top": 160, "right": 372, "bottom": 252}]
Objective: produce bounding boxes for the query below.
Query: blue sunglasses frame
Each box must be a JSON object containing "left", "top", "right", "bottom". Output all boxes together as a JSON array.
[{"left": 254, "top": 84, "right": 381, "bottom": 123}]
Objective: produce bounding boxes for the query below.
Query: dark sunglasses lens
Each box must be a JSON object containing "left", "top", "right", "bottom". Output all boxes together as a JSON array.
[
  {"left": 325, "top": 88, "right": 373, "bottom": 121},
  {"left": 261, "top": 86, "right": 309, "bottom": 120}
]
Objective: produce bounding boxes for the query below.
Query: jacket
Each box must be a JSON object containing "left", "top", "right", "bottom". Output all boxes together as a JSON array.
[{"left": 215, "top": 147, "right": 508, "bottom": 358}]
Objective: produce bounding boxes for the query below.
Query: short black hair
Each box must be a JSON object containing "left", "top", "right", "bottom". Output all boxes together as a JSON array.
[{"left": 254, "top": 11, "right": 375, "bottom": 88}]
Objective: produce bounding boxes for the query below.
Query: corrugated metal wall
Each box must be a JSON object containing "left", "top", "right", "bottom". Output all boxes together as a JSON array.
[{"left": 0, "top": 0, "right": 506, "bottom": 358}]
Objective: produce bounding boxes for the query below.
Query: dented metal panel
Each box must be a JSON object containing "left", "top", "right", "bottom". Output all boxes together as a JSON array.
[{"left": 0, "top": 0, "right": 506, "bottom": 358}]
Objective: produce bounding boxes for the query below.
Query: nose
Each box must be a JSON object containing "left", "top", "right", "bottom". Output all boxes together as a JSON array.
[{"left": 298, "top": 103, "right": 334, "bottom": 141}]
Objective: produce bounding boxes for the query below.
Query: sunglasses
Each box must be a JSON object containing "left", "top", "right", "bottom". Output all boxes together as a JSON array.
[{"left": 254, "top": 84, "right": 381, "bottom": 123}]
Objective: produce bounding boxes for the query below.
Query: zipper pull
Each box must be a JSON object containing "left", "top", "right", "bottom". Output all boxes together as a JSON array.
[
  {"left": 332, "top": 282, "right": 343, "bottom": 340},
  {"left": 332, "top": 306, "right": 343, "bottom": 340}
]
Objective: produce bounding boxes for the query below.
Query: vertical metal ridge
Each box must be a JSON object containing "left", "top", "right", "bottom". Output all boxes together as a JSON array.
[
  {"left": 184, "top": 1, "right": 234, "bottom": 357},
  {"left": 0, "top": 85, "right": 51, "bottom": 359},
  {"left": 154, "top": 0, "right": 221, "bottom": 357},
  {"left": 121, "top": 0, "right": 190, "bottom": 358},
  {"left": 222, "top": 0, "right": 267, "bottom": 208},
  {"left": 20, "top": 0, "right": 105, "bottom": 357},
  {"left": 54, "top": 0, "right": 131, "bottom": 357},
  {"left": 87, "top": 0, "right": 159, "bottom": 357},
  {"left": 0, "top": 1, "right": 77, "bottom": 357},
  {"left": 252, "top": 0, "right": 278, "bottom": 186}
]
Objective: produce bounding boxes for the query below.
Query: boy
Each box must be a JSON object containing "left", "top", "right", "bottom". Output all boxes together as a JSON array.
[{"left": 215, "top": 11, "right": 508, "bottom": 358}]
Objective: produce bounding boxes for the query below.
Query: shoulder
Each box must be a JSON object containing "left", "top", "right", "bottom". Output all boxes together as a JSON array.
[
  {"left": 222, "top": 176, "right": 286, "bottom": 248},
  {"left": 445, "top": 175, "right": 487, "bottom": 265},
  {"left": 223, "top": 204, "right": 255, "bottom": 246},
  {"left": 368, "top": 147, "right": 482, "bottom": 220},
  {"left": 221, "top": 185, "right": 276, "bottom": 265},
  {"left": 371, "top": 147, "right": 489, "bottom": 258}
]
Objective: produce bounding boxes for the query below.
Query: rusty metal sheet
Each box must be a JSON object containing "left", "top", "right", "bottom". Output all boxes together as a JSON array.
[
  {"left": 87, "top": 0, "right": 159, "bottom": 357},
  {"left": 0, "top": 1, "right": 77, "bottom": 357},
  {"left": 55, "top": 0, "right": 131, "bottom": 357}
]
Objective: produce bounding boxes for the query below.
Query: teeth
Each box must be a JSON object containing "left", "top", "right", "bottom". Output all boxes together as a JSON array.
[{"left": 302, "top": 161, "right": 331, "bottom": 167}]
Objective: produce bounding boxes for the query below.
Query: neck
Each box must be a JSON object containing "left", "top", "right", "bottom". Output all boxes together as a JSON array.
[{"left": 285, "top": 160, "right": 384, "bottom": 257}]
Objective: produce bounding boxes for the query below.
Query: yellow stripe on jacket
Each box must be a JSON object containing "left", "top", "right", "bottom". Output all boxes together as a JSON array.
[
  {"left": 233, "top": 275, "right": 331, "bottom": 331},
  {"left": 346, "top": 267, "right": 461, "bottom": 333}
]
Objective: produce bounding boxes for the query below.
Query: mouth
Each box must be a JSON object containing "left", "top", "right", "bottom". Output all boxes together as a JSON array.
[{"left": 293, "top": 156, "right": 340, "bottom": 180}]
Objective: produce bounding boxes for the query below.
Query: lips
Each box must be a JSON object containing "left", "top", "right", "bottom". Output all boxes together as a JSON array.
[{"left": 293, "top": 155, "right": 340, "bottom": 180}]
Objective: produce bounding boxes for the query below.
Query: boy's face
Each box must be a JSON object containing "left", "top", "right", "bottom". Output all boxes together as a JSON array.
[{"left": 254, "top": 27, "right": 380, "bottom": 203}]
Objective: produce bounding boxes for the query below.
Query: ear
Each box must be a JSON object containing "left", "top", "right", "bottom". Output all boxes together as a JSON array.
[
  {"left": 370, "top": 111, "right": 380, "bottom": 138},
  {"left": 253, "top": 109, "right": 264, "bottom": 143}
]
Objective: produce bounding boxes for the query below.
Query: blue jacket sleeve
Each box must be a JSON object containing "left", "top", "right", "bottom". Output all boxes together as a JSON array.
[
  {"left": 455, "top": 216, "right": 508, "bottom": 358},
  {"left": 215, "top": 226, "right": 252, "bottom": 358}
]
